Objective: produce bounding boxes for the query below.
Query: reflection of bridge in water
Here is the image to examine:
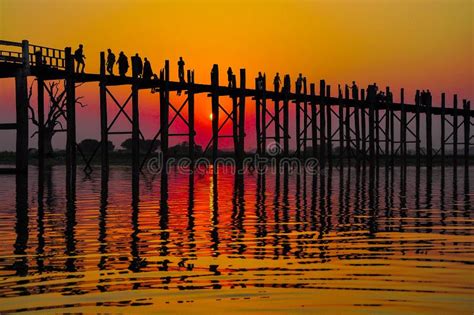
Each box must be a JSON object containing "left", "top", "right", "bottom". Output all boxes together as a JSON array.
[
  {"left": 3, "top": 164, "right": 471, "bottom": 311},
  {"left": 0, "top": 40, "right": 472, "bottom": 182}
]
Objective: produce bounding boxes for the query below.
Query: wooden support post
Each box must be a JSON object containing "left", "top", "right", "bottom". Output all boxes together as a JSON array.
[
  {"left": 99, "top": 52, "right": 108, "bottom": 173},
  {"left": 441, "top": 93, "right": 446, "bottom": 165},
  {"left": 303, "top": 79, "right": 308, "bottom": 157},
  {"left": 326, "top": 85, "right": 332, "bottom": 163},
  {"left": 15, "top": 40, "right": 30, "bottom": 174},
  {"left": 160, "top": 61, "right": 170, "bottom": 163},
  {"left": 426, "top": 90, "right": 432, "bottom": 167},
  {"left": 283, "top": 78, "right": 289, "bottom": 156},
  {"left": 361, "top": 89, "right": 366, "bottom": 158},
  {"left": 415, "top": 90, "right": 420, "bottom": 167},
  {"left": 319, "top": 80, "right": 326, "bottom": 167},
  {"left": 188, "top": 70, "right": 195, "bottom": 161},
  {"left": 453, "top": 94, "right": 458, "bottom": 167},
  {"left": 344, "top": 85, "right": 351, "bottom": 160},
  {"left": 238, "top": 69, "right": 246, "bottom": 161},
  {"left": 368, "top": 88, "right": 375, "bottom": 161},
  {"left": 338, "top": 85, "right": 344, "bottom": 160},
  {"left": 354, "top": 88, "right": 360, "bottom": 158},
  {"left": 255, "top": 77, "right": 261, "bottom": 155},
  {"left": 65, "top": 47, "right": 76, "bottom": 179},
  {"left": 231, "top": 74, "right": 239, "bottom": 157},
  {"left": 274, "top": 76, "right": 280, "bottom": 147},
  {"left": 211, "top": 64, "right": 219, "bottom": 162},
  {"left": 310, "top": 83, "right": 317, "bottom": 158},
  {"left": 374, "top": 93, "right": 380, "bottom": 160},
  {"left": 131, "top": 55, "right": 140, "bottom": 178},
  {"left": 400, "top": 88, "right": 406, "bottom": 165},
  {"left": 389, "top": 88, "right": 394, "bottom": 165},
  {"left": 261, "top": 74, "right": 267, "bottom": 155},
  {"left": 464, "top": 100, "right": 470, "bottom": 168},
  {"left": 295, "top": 82, "right": 301, "bottom": 158},
  {"left": 37, "top": 75, "right": 44, "bottom": 169}
]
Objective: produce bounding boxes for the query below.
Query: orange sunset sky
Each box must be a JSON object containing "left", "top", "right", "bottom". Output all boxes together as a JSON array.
[{"left": 0, "top": 0, "right": 472, "bottom": 151}]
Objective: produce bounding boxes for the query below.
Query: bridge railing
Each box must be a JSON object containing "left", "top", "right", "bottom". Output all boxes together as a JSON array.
[
  {"left": 29, "top": 44, "right": 66, "bottom": 69},
  {"left": 0, "top": 40, "right": 66, "bottom": 70}
]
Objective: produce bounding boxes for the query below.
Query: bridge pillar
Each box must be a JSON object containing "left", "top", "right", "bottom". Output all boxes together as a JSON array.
[
  {"left": 15, "top": 40, "right": 29, "bottom": 175},
  {"left": 441, "top": 93, "right": 446, "bottom": 166},
  {"left": 338, "top": 85, "right": 344, "bottom": 160},
  {"left": 238, "top": 69, "right": 246, "bottom": 163},
  {"left": 360, "top": 88, "right": 366, "bottom": 160},
  {"left": 211, "top": 64, "right": 219, "bottom": 163},
  {"left": 426, "top": 90, "right": 432, "bottom": 167},
  {"left": 65, "top": 47, "right": 76, "bottom": 193},
  {"left": 295, "top": 82, "right": 301, "bottom": 158},
  {"left": 303, "top": 79, "right": 308, "bottom": 157},
  {"left": 453, "top": 94, "right": 458, "bottom": 168},
  {"left": 132, "top": 58, "right": 140, "bottom": 195},
  {"left": 282, "top": 78, "right": 289, "bottom": 157},
  {"left": 160, "top": 61, "right": 170, "bottom": 164},
  {"left": 319, "top": 80, "right": 326, "bottom": 168},
  {"left": 400, "top": 88, "right": 407, "bottom": 166},
  {"left": 99, "top": 52, "right": 108, "bottom": 174},
  {"left": 415, "top": 90, "right": 420, "bottom": 168},
  {"left": 310, "top": 83, "right": 317, "bottom": 159},
  {"left": 344, "top": 85, "right": 351, "bottom": 161},
  {"left": 261, "top": 74, "right": 267, "bottom": 156},
  {"left": 464, "top": 100, "right": 471, "bottom": 169},
  {"left": 255, "top": 77, "right": 261, "bottom": 155},
  {"left": 188, "top": 70, "right": 195, "bottom": 161},
  {"left": 326, "top": 85, "right": 332, "bottom": 165}
]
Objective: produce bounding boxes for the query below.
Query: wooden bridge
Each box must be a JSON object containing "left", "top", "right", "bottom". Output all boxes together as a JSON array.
[{"left": 1, "top": 39, "right": 472, "bottom": 182}]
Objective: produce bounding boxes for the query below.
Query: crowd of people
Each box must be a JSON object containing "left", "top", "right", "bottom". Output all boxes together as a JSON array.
[
  {"left": 73, "top": 45, "right": 432, "bottom": 107},
  {"left": 74, "top": 44, "right": 184, "bottom": 82}
]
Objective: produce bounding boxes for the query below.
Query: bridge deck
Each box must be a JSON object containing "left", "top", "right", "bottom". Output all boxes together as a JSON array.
[{"left": 0, "top": 60, "right": 472, "bottom": 117}]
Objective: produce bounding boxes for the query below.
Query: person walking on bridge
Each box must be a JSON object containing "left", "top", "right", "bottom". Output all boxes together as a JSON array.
[
  {"left": 143, "top": 57, "right": 153, "bottom": 80},
  {"left": 273, "top": 73, "right": 281, "bottom": 93},
  {"left": 295, "top": 73, "right": 303, "bottom": 94},
  {"left": 178, "top": 57, "right": 185, "bottom": 83},
  {"left": 106, "top": 49, "right": 116, "bottom": 75},
  {"left": 74, "top": 44, "right": 86, "bottom": 73},
  {"left": 350, "top": 81, "right": 359, "bottom": 100},
  {"left": 227, "top": 67, "right": 234, "bottom": 88},
  {"left": 131, "top": 53, "right": 143, "bottom": 78},
  {"left": 118, "top": 51, "right": 129, "bottom": 77}
]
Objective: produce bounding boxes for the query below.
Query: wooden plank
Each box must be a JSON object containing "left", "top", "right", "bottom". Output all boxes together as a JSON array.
[{"left": 0, "top": 123, "right": 17, "bottom": 130}]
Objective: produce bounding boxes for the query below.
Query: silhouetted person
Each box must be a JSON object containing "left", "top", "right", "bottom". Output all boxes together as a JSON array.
[
  {"left": 118, "top": 51, "right": 129, "bottom": 77},
  {"left": 377, "top": 91, "right": 385, "bottom": 103},
  {"left": 350, "top": 81, "right": 358, "bottom": 100},
  {"left": 283, "top": 74, "right": 291, "bottom": 94},
  {"left": 106, "top": 49, "right": 116, "bottom": 75},
  {"left": 295, "top": 73, "right": 303, "bottom": 94},
  {"left": 227, "top": 67, "right": 233, "bottom": 88},
  {"left": 178, "top": 57, "right": 185, "bottom": 83},
  {"left": 387, "top": 90, "right": 393, "bottom": 103},
  {"left": 143, "top": 57, "right": 153, "bottom": 80},
  {"left": 131, "top": 53, "right": 143, "bottom": 78},
  {"left": 273, "top": 72, "right": 281, "bottom": 92},
  {"left": 74, "top": 44, "right": 86, "bottom": 73},
  {"left": 367, "top": 83, "right": 378, "bottom": 102},
  {"left": 256, "top": 72, "right": 264, "bottom": 90},
  {"left": 426, "top": 89, "right": 432, "bottom": 106}
]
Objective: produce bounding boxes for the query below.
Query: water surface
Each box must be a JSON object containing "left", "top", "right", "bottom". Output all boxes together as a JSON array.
[{"left": 0, "top": 165, "right": 472, "bottom": 314}]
